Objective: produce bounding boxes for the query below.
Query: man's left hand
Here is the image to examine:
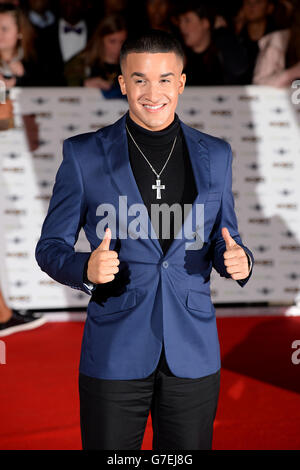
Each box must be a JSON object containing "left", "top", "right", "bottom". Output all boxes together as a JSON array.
[{"left": 222, "top": 227, "right": 250, "bottom": 280}]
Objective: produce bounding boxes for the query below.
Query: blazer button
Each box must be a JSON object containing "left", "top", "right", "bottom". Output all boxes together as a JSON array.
[{"left": 162, "top": 261, "right": 169, "bottom": 269}]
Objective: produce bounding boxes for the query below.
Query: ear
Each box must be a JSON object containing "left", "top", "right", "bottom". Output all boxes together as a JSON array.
[
  {"left": 118, "top": 74, "right": 127, "bottom": 95},
  {"left": 178, "top": 73, "right": 186, "bottom": 95},
  {"left": 202, "top": 17, "right": 211, "bottom": 31}
]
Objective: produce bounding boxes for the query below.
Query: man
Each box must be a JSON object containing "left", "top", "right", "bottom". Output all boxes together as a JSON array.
[
  {"left": 35, "top": 30, "right": 254, "bottom": 450},
  {"left": 27, "top": 0, "right": 56, "bottom": 30},
  {"left": 177, "top": 1, "right": 248, "bottom": 85},
  {"left": 34, "top": 0, "right": 91, "bottom": 86},
  {"left": 238, "top": 0, "right": 276, "bottom": 83}
]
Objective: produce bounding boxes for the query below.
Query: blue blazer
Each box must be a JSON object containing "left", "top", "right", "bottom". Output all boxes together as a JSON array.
[{"left": 35, "top": 112, "right": 254, "bottom": 380}]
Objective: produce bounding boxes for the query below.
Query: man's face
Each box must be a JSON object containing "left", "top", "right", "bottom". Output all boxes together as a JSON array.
[
  {"left": 59, "top": 0, "right": 85, "bottom": 25},
  {"left": 118, "top": 52, "right": 186, "bottom": 131},
  {"left": 147, "top": 0, "right": 169, "bottom": 28},
  {"left": 243, "top": 0, "right": 273, "bottom": 22},
  {"left": 178, "top": 12, "right": 210, "bottom": 49}
]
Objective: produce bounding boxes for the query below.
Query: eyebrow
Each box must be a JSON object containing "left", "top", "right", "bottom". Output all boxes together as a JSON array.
[{"left": 130, "top": 72, "right": 175, "bottom": 78}]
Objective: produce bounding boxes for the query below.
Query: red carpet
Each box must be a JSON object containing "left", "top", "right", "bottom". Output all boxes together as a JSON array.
[{"left": 0, "top": 316, "right": 300, "bottom": 450}]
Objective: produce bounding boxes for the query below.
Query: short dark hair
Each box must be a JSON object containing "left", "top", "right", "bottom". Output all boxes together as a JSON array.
[
  {"left": 120, "top": 29, "right": 185, "bottom": 70},
  {"left": 176, "top": 1, "right": 216, "bottom": 30}
]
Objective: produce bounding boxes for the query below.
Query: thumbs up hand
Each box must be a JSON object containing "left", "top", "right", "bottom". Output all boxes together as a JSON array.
[
  {"left": 87, "top": 228, "right": 120, "bottom": 284},
  {"left": 222, "top": 227, "right": 250, "bottom": 280}
]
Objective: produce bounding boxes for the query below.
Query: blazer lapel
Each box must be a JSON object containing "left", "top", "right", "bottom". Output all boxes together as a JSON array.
[
  {"left": 97, "top": 114, "right": 210, "bottom": 258},
  {"left": 99, "top": 114, "right": 163, "bottom": 256},
  {"left": 163, "top": 121, "right": 210, "bottom": 258}
]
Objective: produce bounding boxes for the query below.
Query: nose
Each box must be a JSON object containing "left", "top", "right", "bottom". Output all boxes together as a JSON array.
[{"left": 144, "top": 83, "right": 162, "bottom": 104}]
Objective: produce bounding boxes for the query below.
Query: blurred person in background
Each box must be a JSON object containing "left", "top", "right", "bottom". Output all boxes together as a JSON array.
[
  {"left": 234, "top": 4, "right": 247, "bottom": 35},
  {"left": 237, "top": 0, "right": 277, "bottom": 83},
  {"left": 31, "top": 0, "right": 93, "bottom": 85},
  {"left": 26, "top": 0, "right": 56, "bottom": 30},
  {"left": 272, "top": 0, "right": 295, "bottom": 28},
  {"left": 96, "top": 0, "right": 146, "bottom": 37},
  {"left": 234, "top": 0, "right": 296, "bottom": 33},
  {"left": 253, "top": 2, "right": 300, "bottom": 85},
  {"left": 0, "top": 2, "right": 49, "bottom": 87},
  {"left": 177, "top": 1, "right": 248, "bottom": 85},
  {"left": 144, "top": 0, "right": 179, "bottom": 34},
  {"left": 99, "top": 0, "right": 128, "bottom": 16},
  {"left": 0, "top": 0, "right": 19, "bottom": 4},
  {"left": 64, "top": 14, "right": 127, "bottom": 98},
  {"left": 20, "top": 0, "right": 66, "bottom": 84},
  {"left": 52, "top": 0, "right": 89, "bottom": 63}
]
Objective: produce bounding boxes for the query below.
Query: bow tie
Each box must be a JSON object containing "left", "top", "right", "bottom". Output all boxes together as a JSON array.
[{"left": 64, "top": 25, "right": 83, "bottom": 34}]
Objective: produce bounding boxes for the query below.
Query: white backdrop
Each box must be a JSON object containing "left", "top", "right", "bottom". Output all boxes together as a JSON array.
[{"left": 0, "top": 86, "right": 299, "bottom": 310}]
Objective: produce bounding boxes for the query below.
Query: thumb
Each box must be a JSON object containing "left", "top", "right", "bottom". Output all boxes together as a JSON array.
[
  {"left": 97, "top": 227, "right": 111, "bottom": 251},
  {"left": 222, "top": 227, "right": 236, "bottom": 249}
]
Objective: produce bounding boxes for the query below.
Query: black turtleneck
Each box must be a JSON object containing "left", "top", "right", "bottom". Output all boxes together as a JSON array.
[
  {"left": 126, "top": 112, "right": 197, "bottom": 255},
  {"left": 83, "top": 112, "right": 198, "bottom": 287}
]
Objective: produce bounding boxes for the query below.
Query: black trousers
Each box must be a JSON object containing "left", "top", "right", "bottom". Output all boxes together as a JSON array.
[{"left": 79, "top": 344, "right": 220, "bottom": 450}]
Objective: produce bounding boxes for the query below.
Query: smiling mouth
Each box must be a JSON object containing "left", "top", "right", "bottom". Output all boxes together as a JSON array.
[{"left": 142, "top": 103, "right": 167, "bottom": 112}]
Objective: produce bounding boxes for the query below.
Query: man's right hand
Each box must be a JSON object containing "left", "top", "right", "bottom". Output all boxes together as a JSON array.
[{"left": 87, "top": 228, "right": 120, "bottom": 284}]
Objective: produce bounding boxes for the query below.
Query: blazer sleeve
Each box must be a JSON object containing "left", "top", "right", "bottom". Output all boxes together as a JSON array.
[
  {"left": 35, "top": 138, "right": 93, "bottom": 295},
  {"left": 210, "top": 142, "right": 254, "bottom": 287}
]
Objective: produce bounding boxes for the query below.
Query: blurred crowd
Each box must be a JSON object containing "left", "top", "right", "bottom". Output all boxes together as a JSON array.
[{"left": 0, "top": 0, "right": 299, "bottom": 97}]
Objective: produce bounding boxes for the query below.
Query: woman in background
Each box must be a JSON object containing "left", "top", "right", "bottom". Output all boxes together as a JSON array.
[
  {"left": 253, "top": 4, "right": 300, "bottom": 86},
  {"left": 64, "top": 14, "right": 127, "bottom": 97},
  {"left": 0, "top": 3, "right": 46, "bottom": 88}
]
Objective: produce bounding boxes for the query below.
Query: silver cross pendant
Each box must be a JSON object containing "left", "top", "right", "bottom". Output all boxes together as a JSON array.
[{"left": 152, "top": 179, "right": 165, "bottom": 200}]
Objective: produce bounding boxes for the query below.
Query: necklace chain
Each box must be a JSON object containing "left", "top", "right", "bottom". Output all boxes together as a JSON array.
[{"left": 125, "top": 124, "right": 178, "bottom": 179}]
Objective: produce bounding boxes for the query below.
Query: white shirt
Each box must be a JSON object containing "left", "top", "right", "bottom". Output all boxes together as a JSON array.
[{"left": 58, "top": 18, "right": 87, "bottom": 63}]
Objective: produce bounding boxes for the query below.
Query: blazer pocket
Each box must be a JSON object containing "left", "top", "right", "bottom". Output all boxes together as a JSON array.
[
  {"left": 98, "top": 289, "right": 137, "bottom": 315},
  {"left": 206, "top": 192, "right": 221, "bottom": 202},
  {"left": 186, "top": 289, "right": 215, "bottom": 318}
]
